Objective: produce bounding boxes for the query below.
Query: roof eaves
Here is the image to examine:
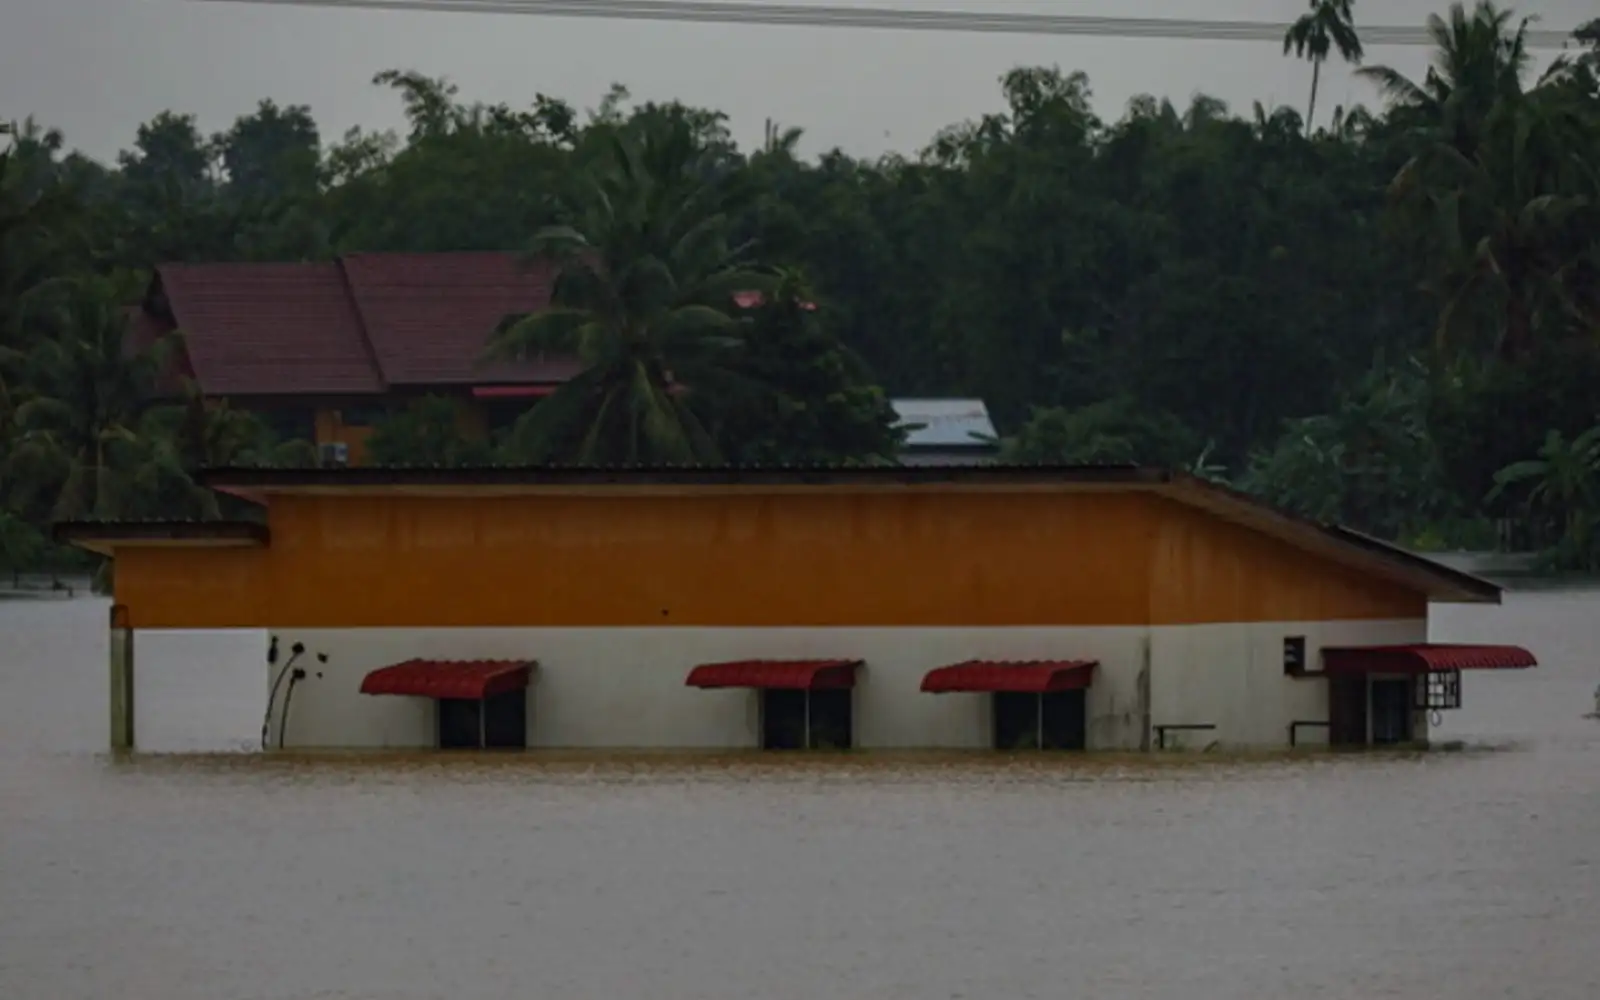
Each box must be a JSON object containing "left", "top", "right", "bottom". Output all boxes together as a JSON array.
[
  {"left": 1161, "top": 473, "right": 1502, "bottom": 604},
  {"left": 52, "top": 519, "right": 269, "bottom": 556},
  {"left": 1321, "top": 524, "right": 1502, "bottom": 604},
  {"left": 197, "top": 461, "right": 1165, "bottom": 490}
]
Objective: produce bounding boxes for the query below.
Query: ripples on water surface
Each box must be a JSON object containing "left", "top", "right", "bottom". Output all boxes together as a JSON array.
[{"left": 2, "top": 593, "right": 1598, "bottom": 1000}]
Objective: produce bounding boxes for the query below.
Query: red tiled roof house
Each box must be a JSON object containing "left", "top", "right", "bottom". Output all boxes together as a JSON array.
[{"left": 131, "top": 252, "right": 581, "bottom": 463}]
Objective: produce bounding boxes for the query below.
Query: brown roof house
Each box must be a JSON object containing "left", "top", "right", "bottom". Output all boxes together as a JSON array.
[{"left": 131, "top": 252, "right": 582, "bottom": 465}]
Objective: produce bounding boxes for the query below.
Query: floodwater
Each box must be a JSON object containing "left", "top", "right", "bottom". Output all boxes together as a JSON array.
[{"left": 1, "top": 594, "right": 1597, "bottom": 1000}]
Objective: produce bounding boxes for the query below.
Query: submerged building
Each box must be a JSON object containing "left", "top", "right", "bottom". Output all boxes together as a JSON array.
[{"left": 57, "top": 464, "right": 1536, "bottom": 753}]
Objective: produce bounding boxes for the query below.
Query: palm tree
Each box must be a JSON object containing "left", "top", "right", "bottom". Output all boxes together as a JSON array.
[
  {"left": 1357, "top": 1, "right": 1532, "bottom": 157},
  {"left": 4, "top": 278, "right": 151, "bottom": 521},
  {"left": 486, "top": 117, "right": 772, "bottom": 464},
  {"left": 124, "top": 388, "right": 318, "bottom": 517},
  {"left": 1488, "top": 424, "right": 1600, "bottom": 557},
  {"left": 1359, "top": 4, "right": 1592, "bottom": 360},
  {"left": 1423, "top": 100, "right": 1592, "bottom": 359},
  {"left": 0, "top": 124, "right": 77, "bottom": 414},
  {"left": 1282, "top": 0, "right": 1365, "bottom": 133}
]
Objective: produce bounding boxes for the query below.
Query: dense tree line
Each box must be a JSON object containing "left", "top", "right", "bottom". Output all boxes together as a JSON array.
[{"left": 2, "top": 1, "right": 1599, "bottom": 575}]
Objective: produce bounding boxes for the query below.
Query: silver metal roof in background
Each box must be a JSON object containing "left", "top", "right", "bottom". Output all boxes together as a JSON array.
[{"left": 891, "top": 398, "right": 997, "bottom": 450}]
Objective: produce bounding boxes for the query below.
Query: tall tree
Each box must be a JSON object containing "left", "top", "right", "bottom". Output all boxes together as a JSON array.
[
  {"left": 1357, "top": 1, "right": 1532, "bottom": 158},
  {"left": 1282, "top": 0, "right": 1366, "bottom": 132},
  {"left": 1362, "top": 3, "right": 1595, "bottom": 360},
  {"left": 709, "top": 269, "right": 903, "bottom": 465},
  {"left": 4, "top": 278, "right": 153, "bottom": 521},
  {"left": 487, "top": 115, "right": 771, "bottom": 463}
]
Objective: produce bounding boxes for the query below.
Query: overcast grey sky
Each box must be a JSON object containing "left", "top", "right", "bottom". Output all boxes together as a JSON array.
[{"left": 3, "top": 0, "right": 1591, "bottom": 162}]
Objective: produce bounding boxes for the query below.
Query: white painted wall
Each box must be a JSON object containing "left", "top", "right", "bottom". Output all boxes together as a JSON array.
[
  {"left": 1147, "top": 618, "right": 1427, "bottom": 749},
  {"left": 258, "top": 619, "right": 1426, "bottom": 751}
]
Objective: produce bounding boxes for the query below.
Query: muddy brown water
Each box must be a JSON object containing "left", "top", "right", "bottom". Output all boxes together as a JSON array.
[{"left": 1, "top": 593, "right": 1597, "bottom": 1000}]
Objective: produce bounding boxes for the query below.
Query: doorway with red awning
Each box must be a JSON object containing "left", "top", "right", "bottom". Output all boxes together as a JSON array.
[{"left": 1317, "top": 644, "right": 1537, "bottom": 745}]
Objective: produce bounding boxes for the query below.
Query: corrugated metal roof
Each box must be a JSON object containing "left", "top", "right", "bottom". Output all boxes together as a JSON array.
[
  {"left": 685, "top": 659, "right": 862, "bottom": 690},
  {"left": 891, "top": 398, "right": 997, "bottom": 449},
  {"left": 360, "top": 660, "right": 535, "bottom": 699},
  {"left": 1322, "top": 644, "right": 1537, "bottom": 673},
  {"left": 921, "top": 660, "right": 1097, "bottom": 694}
]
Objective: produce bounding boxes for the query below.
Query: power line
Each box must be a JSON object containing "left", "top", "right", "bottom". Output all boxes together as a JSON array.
[{"left": 191, "top": 0, "right": 1582, "bottom": 49}]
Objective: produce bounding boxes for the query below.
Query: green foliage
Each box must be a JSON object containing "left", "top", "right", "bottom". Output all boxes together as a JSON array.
[
  {"left": 2, "top": 1, "right": 1600, "bottom": 573},
  {"left": 1001, "top": 397, "right": 1203, "bottom": 468},
  {"left": 367, "top": 396, "right": 494, "bottom": 467},
  {"left": 1239, "top": 361, "right": 1458, "bottom": 538},
  {"left": 488, "top": 113, "right": 773, "bottom": 464},
  {"left": 710, "top": 271, "right": 903, "bottom": 465},
  {"left": 1488, "top": 424, "right": 1600, "bottom": 569},
  {"left": 0, "top": 506, "right": 48, "bottom": 573}
]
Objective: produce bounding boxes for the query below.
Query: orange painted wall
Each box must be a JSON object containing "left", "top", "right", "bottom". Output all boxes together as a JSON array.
[
  {"left": 1148, "top": 498, "right": 1426, "bottom": 623},
  {"left": 113, "top": 489, "right": 1428, "bottom": 629}
]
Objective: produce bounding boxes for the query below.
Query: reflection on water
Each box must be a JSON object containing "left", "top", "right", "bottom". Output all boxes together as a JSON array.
[{"left": 2, "top": 592, "right": 1597, "bottom": 1000}]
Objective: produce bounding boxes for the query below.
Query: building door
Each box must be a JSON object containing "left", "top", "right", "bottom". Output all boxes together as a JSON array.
[
  {"left": 1369, "top": 678, "right": 1414, "bottom": 745},
  {"left": 1328, "top": 676, "right": 1368, "bottom": 746}
]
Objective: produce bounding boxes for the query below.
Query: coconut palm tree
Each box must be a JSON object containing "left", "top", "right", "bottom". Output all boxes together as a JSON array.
[
  {"left": 1282, "top": 0, "right": 1365, "bottom": 133},
  {"left": 1357, "top": 1, "right": 1532, "bottom": 157},
  {"left": 124, "top": 388, "right": 319, "bottom": 517},
  {"left": 4, "top": 278, "right": 152, "bottom": 521},
  {"left": 486, "top": 117, "right": 772, "bottom": 464},
  {"left": 1361, "top": 3, "right": 1594, "bottom": 360},
  {"left": 1423, "top": 101, "right": 1593, "bottom": 359},
  {"left": 1489, "top": 424, "right": 1600, "bottom": 560}
]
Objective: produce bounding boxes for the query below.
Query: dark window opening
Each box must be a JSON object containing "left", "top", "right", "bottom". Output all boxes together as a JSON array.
[
  {"left": 1328, "top": 676, "right": 1368, "bottom": 746},
  {"left": 808, "top": 689, "right": 853, "bottom": 750},
  {"left": 258, "top": 407, "right": 317, "bottom": 445},
  {"left": 339, "top": 404, "right": 391, "bottom": 428},
  {"left": 1370, "top": 679, "right": 1414, "bottom": 745},
  {"left": 994, "top": 692, "right": 1039, "bottom": 750},
  {"left": 992, "top": 691, "right": 1087, "bottom": 750},
  {"left": 438, "top": 698, "right": 480, "bottom": 749},
  {"left": 761, "top": 689, "right": 853, "bottom": 750},
  {"left": 483, "top": 399, "right": 535, "bottom": 433},
  {"left": 437, "top": 692, "right": 527, "bottom": 749},
  {"left": 1041, "top": 690, "right": 1087, "bottom": 750},
  {"left": 1283, "top": 636, "right": 1307, "bottom": 674}
]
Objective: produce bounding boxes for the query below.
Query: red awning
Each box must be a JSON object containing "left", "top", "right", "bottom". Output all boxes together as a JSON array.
[
  {"left": 921, "top": 660, "right": 1098, "bottom": 694},
  {"left": 685, "top": 659, "right": 860, "bottom": 690},
  {"left": 1321, "top": 644, "right": 1537, "bottom": 674},
  {"left": 360, "top": 659, "right": 535, "bottom": 699}
]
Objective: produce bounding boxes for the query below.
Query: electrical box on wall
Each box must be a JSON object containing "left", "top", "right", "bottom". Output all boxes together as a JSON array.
[{"left": 1283, "top": 636, "right": 1312, "bottom": 675}]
